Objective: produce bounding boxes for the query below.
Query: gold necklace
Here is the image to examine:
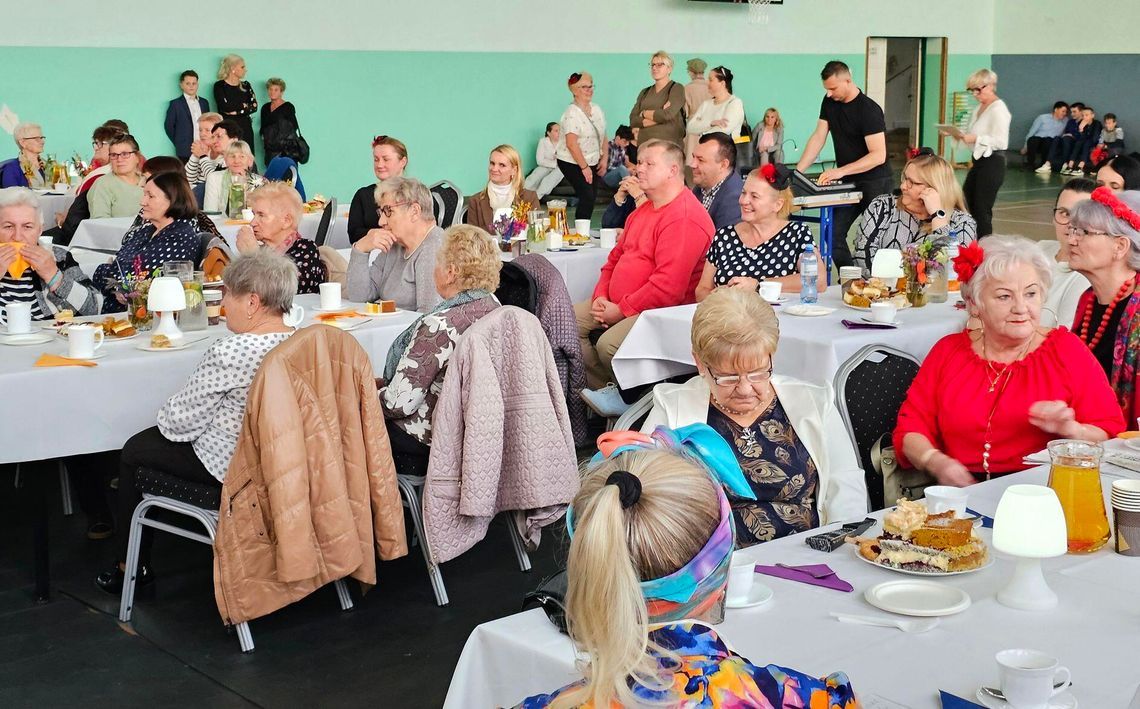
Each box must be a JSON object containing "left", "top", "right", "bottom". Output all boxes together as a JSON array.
[{"left": 978, "top": 332, "right": 1037, "bottom": 476}]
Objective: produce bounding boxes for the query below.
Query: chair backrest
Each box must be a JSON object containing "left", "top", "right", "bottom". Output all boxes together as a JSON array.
[
  {"left": 612, "top": 389, "right": 655, "bottom": 432},
  {"left": 314, "top": 197, "right": 337, "bottom": 246},
  {"left": 192, "top": 182, "right": 206, "bottom": 209},
  {"left": 429, "top": 180, "right": 463, "bottom": 228},
  {"left": 0, "top": 158, "right": 18, "bottom": 188},
  {"left": 494, "top": 261, "right": 539, "bottom": 315},
  {"left": 196, "top": 232, "right": 215, "bottom": 264},
  {"left": 318, "top": 244, "right": 348, "bottom": 286},
  {"left": 834, "top": 344, "right": 921, "bottom": 511}
]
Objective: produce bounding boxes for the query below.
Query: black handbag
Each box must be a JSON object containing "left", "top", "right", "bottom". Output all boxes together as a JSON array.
[
  {"left": 522, "top": 569, "right": 568, "bottom": 634},
  {"left": 265, "top": 120, "right": 310, "bottom": 164}
]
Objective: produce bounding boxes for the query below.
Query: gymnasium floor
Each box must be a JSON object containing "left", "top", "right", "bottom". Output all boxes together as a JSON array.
[{"left": 0, "top": 162, "right": 1073, "bottom": 709}]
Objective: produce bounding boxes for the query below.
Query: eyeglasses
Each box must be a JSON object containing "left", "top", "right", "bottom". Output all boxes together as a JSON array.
[
  {"left": 92, "top": 141, "right": 111, "bottom": 148},
  {"left": 968, "top": 85, "right": 986, "bottom": 94},
  {"left": 649, "top": 61, "right": 668, "bottom": 68},
  {"left": 1067, "top": 225, "right": 1113, "bottom": 239},
  {"left": 377, "top": 201, "right": 411, "bottom": 218},
  {"left": 704, "top": 364, "right": 773, "bottom": 388},
  {"left": 900, "top": 174, "right": 927, "bottom": 188},
  {"left": 1053, "top": 207, "right": 1072, "bottom": 226},
  {"left": 22, "top": 136, "right": 45, "bottom": 141},
  {"left": 578, "top": 84, "right": 594, "bottom": 90},
  {"left": 109, "top": 150, "right": 137, "bottom": 160}
]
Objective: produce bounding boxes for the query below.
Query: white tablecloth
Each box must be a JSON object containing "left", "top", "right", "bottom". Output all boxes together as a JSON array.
[
  {"left": 445, "top": 464, "right": 1140, "bottom": 709},
  {"left": 611, "top": 290, "right": 967, "bottom": 389},
  {"left": 0, "top": 293, "right": 416, "bottom": 464},
  {"left": 35, "top": 189, "right": 77, "bottom": 226},
  {"left": 69, "top": 207, "right": 350, "bottom": 253}
]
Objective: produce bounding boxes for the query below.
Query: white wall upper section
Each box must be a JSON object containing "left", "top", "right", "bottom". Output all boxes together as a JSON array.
[
  {"left": 2, "top": 0, "right": 995, "bottom": 55},
  {"left": 994, "top": 2, "right": 1140, "bottom": 54}
]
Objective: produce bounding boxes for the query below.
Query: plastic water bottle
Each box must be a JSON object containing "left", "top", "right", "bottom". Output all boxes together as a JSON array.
[{"left": 800, "top": 243, "right": 819, "bottom": 304}]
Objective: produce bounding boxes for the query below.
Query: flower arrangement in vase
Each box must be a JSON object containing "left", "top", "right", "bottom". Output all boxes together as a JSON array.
[
  {"left": 902, "top": 236, "right": 951, "bottom": 307},
  {"left": 106, "top": 255, "right": 161, "bottom": 330},
  {"left": 492, "top": 201, "right": 531, "bottom": 255}
]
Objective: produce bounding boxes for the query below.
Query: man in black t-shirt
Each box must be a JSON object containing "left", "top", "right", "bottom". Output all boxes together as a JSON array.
[{"left": 796, "top": 61, "right": 892, "bottom": 268}]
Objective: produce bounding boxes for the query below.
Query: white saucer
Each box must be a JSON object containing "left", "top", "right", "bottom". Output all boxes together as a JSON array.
[
  {"left": 312, "top": 304, "right": 350, "bottom": 312},
  {"left": 975, "top": 688, "right": 1077, "bottom": 708},
  {"left": 783, "top": 304, "right": 835, "bottom": 317},
  {"left": 0, "top": 324, "right": 42, "bottom": 336},
  {"left": 860, "top": 316, "right": 901, "bottom": 327},
  {"left": 0, "top": 332, "right": 54, "bottom": 346},
  {"left": 60, "top": 349, "right": 108, "bottom": 361},
  {"left": 136, "top": 337, "right": 203, "bottom": 352},
  {"left": 763, "top": 295, "right": 790, "bottom": 305},
  {"left": 724, "top": 582, "right": 773, "bottom": 609},
  {"left": 864, "top": 579, "right": 971, "bottom": 616}
]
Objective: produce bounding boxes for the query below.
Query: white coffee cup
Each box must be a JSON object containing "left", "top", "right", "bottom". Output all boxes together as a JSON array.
[
  {"left": 241, "top": 208, "right": 254, "bottom": 222},
  {"left": 575, "top": 219, "right": 591, "bottom": 236},
  {"left": 869, "top": 301, "right": 898, "bottom": 324},
  {"left": 995, "top": 649, "right": 1071, "bottom": 709},
  {"left": 68, "top": 323, "right": 104, "bottom": 359},
  {"left": 4, "top": 302, "right": 33, "bottom": 334},
  {"left": 319, "top": 282, "right": 342, "bottom": 311},
  {"left": 923, "top": 485, "right": 969, "bottom": 517},
  {"left": 54, "top": 182, "right": 69, "bottom": 192},
  {"left": 839, "top": 266, "right": 863, "bottom": 284},
  {"left": 599, "top": 228, "right": 618, "bottom": 249},
  {"left": 758, "top": 281, "right": 783, "bottom": 303},
  {"left": 725, "top": 554, "right": 755, "bottom": 604},
  {"left": 283, "top": 303, "right": 305, "bottom": 328},
  {"left": 547, "top": 229, "right": 563, "bottom": 251}
]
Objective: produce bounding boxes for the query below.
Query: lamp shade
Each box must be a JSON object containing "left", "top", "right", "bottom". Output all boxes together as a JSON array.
[
  {"left": 147, "top": 276, "right": 187, "bottom": 312},
  {"left": 993, "top": 484, "right": 1067, "bottom": 558},
  {"left": 871, "top": 248, "right": 905, "bottom": 279}
]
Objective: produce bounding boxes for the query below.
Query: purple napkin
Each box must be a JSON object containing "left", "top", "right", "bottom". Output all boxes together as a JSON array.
[
  {"left": 966, "top": 507, "right": 995, "bottom": 528},
  {"left": 753, "top": 563, "right": 853, "bottom": 592},
  {"left": 939, "top": 690, "right": 985, "bottom": 708},
  {"left": 840, "top": 319, "right": 896, "bottom": 330}
]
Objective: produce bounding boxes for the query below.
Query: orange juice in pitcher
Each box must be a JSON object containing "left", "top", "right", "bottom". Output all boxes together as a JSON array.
[{"left": 1047, "top": 440, "right": 1110, "bottom": 553}]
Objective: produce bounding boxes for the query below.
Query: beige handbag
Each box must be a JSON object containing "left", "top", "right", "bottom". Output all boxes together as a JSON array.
[{"left": 872, "top": 433, "right": 935, "bottom": 507}]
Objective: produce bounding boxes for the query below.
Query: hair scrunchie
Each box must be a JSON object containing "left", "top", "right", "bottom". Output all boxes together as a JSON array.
[{"left": 605, "top": 470, "right": 642, "bottom": 509}]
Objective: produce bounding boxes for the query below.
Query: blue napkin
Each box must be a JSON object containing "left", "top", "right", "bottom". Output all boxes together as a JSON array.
[
  {"left": 939, "top": 689, "right": 985, "bottom": 708},
  {"left": 966, "top": 507, "right": 994, "bottom": 528}
]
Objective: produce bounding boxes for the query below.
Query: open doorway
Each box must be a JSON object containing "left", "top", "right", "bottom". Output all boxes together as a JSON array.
[{"left": 865, "top": 37, "right": 947, "bottom": 170}]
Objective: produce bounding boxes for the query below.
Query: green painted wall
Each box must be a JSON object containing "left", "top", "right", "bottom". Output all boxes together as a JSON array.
[{"left": 0, "top": 47, "right": 988, "bottom": 199}]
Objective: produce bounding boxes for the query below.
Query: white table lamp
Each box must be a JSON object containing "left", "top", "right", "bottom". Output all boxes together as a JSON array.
[
  {"left": 992, "top": 484, "right": 1068, "bottom": 611},
  {"left": 147, "top": 276, "right": 187, "bottom": 341},
  {"left": 870, "top": 248, "right": 905, "bottom": 279}
]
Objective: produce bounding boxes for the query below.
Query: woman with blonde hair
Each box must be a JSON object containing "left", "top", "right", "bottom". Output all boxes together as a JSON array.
[
  {"left": 203, "top": 140, "right": 263, "bottom": 214},
  {"left": 852, "top": 148, "right": 977, "bottom": 274},
  {"left": 380, "top": 224, "right": 501, "bottom": 476},
  {"left": 0, "top": 123, "right": 47, "bottom": 188},
  {"left": 517, "top": 429, "right": 859, "bottom": 707},
  {"left": 463, "top": 144, "right": 538, "bottom": 232},
  {"left": 348, "top": 135, "right": 409, "bottom": 244},
  {"left": 629, "top": 50, "right": 686, "bottom": 146},
  {"left": 213, "top": 53, "right": 258, "bottom": 161},
  {"left": 643, "top": 288, "right": 867, "bottom": 544},
  {"left": 696, "top": 163, "right": 825, "bottom": 300},
  {"left": 752, "top": 107, "right": 785, "bottom": 166}
]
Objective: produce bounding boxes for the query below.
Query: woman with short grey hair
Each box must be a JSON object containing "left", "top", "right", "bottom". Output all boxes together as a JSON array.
[
  {"left": 0, "top": 187, "right": 102, "bottom": 319},
  {"left": 1066, "top": 188, "right": 1140, "bottom": 421},
  {"left": 346, "top": 176, "right": 444, "bottom": 312},
  {"left": 894, "top": 233, "right": 1124, "bottom": 488},
  {"left": 630, "top": 50, "right": 686, "bottom": 146},
  {"left": 939, "top": 68, "right": 1010, "bottom": 236},
  {"left": 0, "top": 123, "right": 47, "bottom": 188},
  {"left": 95, "top": 249, "right": 297, "bottom": 595}
]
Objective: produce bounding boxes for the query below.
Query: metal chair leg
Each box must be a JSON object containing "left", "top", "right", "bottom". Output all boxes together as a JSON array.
[
  {"left": 59, "top": 462, "right": 74, "bottom": 517},
  {"left": 119, "top": 499, "right": 151, "bottom": 622},
  {"left": 235, "top": 621, "right": 255, "bottom": 653},
  {"left": 507, "top": 515, "right": 532, "bottom": 572},
  {"left": 397, "top": 475, "right": 448, "bottom": 606},
  {"left": 333, "top": 579, "right": 354, "bottom": 611}
]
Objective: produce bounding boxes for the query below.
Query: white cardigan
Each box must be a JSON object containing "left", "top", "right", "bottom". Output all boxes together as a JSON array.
[
  {"left": 967, "top": 99, "right": 1011, "bottom": 160},
  {"left": 641, "top": 374, "right": 869, "bottom": 525},
  {"left": 686, "top": 96, "right": 745, "bottom": 139}
]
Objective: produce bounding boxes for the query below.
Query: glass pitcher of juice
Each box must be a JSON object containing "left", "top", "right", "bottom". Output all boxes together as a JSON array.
[
  {"left": 1047, "top": 439, "right": 1110, "bottom": 553},
  {"left": 546, "top": 199, "right": 568, "bottom": 238}
]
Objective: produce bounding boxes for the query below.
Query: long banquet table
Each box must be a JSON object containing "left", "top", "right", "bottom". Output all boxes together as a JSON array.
[
  {"left": 611, "top": 289, "right": 968, "bottom": 389},
  {"left": 444, "top": 459, "right": 1140, "bottom": 708}
]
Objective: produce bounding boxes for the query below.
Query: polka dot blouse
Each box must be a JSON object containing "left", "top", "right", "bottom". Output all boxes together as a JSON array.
[
  {"left": 706, "top": 221, "right": 814, "bottom": 285},
  {"left": 284, "top": 237, "right": 328, "bottom": 295}
]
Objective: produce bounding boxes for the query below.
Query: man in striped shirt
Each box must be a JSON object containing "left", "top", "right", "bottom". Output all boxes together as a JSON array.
[{"left": 183, "top": 113, "right": 227, "bottom": 185}]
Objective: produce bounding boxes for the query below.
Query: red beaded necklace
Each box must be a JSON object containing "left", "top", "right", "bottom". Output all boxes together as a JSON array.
[{"left": 1078, "top": 276, "right": 1136, "bottom": 350}]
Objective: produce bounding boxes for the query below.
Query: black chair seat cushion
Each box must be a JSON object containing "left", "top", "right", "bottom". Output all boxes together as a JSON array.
[{"left": 135, "top": 467, "right": 222, "bottom": 510}]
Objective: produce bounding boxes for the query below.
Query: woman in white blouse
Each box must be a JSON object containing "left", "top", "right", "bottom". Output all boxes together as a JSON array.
[
  {"left": 939, "top": 68, "right": 1011, "bottom": 237},
  {"left": 523, "top": 122, "right": 564, "bottom": 200},
  {"left": 556, "top": 72, "right": 607, "bottom": 222},
  {"left": 95, "top": 250, "right": 297, "bottom": 594},
  {"left": 686, "top": 66, "right": 745, "bottom": 140}
]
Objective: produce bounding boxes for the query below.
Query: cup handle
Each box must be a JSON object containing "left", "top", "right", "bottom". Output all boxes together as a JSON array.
[
  {"left": 1050, "top": 667, "right": 1071, "bottom": 696},
  {"left": 285, "top": 304, "right": 305, "bottom": 327},
  {"left": 93, "top": 330, "right": 104, "bottom": 351}
]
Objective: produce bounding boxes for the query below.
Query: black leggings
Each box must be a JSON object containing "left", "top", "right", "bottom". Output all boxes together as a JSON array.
[
  {"left": 963, "top": 153, "right": 1006, "bottom": 237},
  {"left": 115, "top": 426, "right": 220, "bottom": 566},
  {"left": 557, "top": 159, "right": 598, "bottom": 221}
]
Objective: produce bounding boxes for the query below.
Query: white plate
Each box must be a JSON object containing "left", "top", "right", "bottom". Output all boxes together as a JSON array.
[
  {"left": 1123, "top": 437, "right": 1140, "bottom": 452},
  {"left": 57, "top": 349, "right": 107, "bottom": 361},
  {"left": 354, "top": 308, "right": 403, "bottom": 318},
  {"left": 324, "top": 317, "right": 373, "bottom": 332},
  {"left": 136, "top": 337, "right": 204, "bottom": 352},
  {"left": 56, "top": 326, "right": 138, "bottom": 342},
  {"left": 0, "top": 332, "right": 54, "bottom": 346},
  {"left": 312, "top": 305, "right": 351, "bottom": 313},
  {"left": 725, "top": 582, "right": 774, "bottom": 609},
  {"left": 0, "top": 324, "right": 42, "bottom": 336},
  {"left": 854, "top": 543, "right": 994, "bottom": 576},
  {"left": 783, "top": 304, "right": 835, "bottom": 317},
  {"left": 975, "top": 688, "right": 1077, "bottom": 709},
  {"left": 864, "top": 579, "right": 971, "bottom": 617},
  {"left": 860, "top": 316, "right": 901, "bottom": 327}
]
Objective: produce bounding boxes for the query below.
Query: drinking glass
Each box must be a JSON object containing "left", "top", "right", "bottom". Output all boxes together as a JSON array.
[{"left": 1047, "top": 439, "right": 1110, "bottom": 553}]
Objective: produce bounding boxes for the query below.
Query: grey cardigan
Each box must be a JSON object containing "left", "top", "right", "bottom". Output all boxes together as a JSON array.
[
  {"left": 752, "top": 123, "right": 785, "bottom": 165},
  {"left": 345, "top": 225, "right": 444, "bottom": 312}
]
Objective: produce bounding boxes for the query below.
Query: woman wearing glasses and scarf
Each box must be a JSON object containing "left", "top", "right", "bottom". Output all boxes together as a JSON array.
[
  {"left": 517, "top": 426, "right": 860, "bottom": 708},
  {"left": 852, "top": 148, "right": 977, "bottom": 274},
  {"left": 641, "top": 287, "right": 867, "bottom": 545},
  {"left": 346, "top": 176, "right": 443, "bottom": 312}
]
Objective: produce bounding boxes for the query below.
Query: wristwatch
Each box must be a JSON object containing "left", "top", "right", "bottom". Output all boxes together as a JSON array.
[{"left": 932, "top": 209, "right": 947, "bottom": 220}]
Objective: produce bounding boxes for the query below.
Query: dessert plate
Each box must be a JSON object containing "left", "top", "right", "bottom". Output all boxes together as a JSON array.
[
  {"left": 354, "top": 308, "right": 403, "bottom": 317},
  {"left": 783, "top": 304, "right": 834, "bottom": 317},
  {"left": 326, "top": 317, "right": 373, "bottom": 332},
  {"left": 0, "top": 332, "right": 54, "bottom": 346},
  {"left": 864, "top": 579, "right": 971, "bottom": 617},
  {"left": 725, "top": 582, "right": 773, "bottom": 609},
  {"left": 0, "top": 324, "right": 42, "bottom": 336},
  {"left": 854, "top": 544, "right": 993, "bottom": 576},
  {"left": 975, "top": 688, "right": 1077, "bottom": 709}
]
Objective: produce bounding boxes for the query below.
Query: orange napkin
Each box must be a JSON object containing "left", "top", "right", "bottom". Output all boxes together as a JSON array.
[
  {"left": 1, "top": 242, "right": 28, "bottom": 279},
  {"left": 315, "top": 310, "right": 363, "bottom": 322},
  {"left": 224, "top": 219, "right": 251, "bottom": 225},
  {"left": 34, "top": 353, "right": 97, "bottom": 368}
]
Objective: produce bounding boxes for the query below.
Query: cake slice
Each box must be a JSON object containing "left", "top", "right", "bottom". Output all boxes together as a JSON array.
[{"left": 877, "top": 536, "right": 988, "bottom": 573}]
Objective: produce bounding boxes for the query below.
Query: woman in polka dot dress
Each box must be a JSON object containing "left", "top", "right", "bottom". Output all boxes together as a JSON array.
[{"left": 695, "top": 164, "right": 827, "bottom": 302}]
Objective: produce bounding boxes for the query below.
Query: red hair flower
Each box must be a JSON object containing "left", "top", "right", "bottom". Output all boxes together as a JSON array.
[
  {"left": 1092, "top": 186, "right": 1140, "bottom": 232},
  {"left": 759, "top": 163, "right": 777, "bottom": 184},
  {"left": 953, "top": 241, "right": 985, "bottom": 284}
]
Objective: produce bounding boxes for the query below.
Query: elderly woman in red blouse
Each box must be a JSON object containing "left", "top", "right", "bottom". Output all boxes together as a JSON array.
[{"left": 894, "top": 235, "right": 1125, "bottom": 486}]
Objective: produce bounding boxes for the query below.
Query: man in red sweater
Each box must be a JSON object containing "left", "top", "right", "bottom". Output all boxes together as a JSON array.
[{"left": 576, "top": 139, "right": 714, "bottom": 415}]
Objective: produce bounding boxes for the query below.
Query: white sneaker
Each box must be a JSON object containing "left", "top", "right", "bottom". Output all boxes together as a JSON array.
[
  {"left": 1035, "top": 162, "right": 1053, "bottom": 174},
  {"left": 580, "top": 383, "right": 631, "bottom": 418}
]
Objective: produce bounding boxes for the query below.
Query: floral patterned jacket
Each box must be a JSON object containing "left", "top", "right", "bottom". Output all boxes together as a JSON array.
[
  {"left": 517, "top": 621, "right": 859, "bottom": 708},
  {"left": 381, "top": 295, "right": 499, "bottom": 444}
]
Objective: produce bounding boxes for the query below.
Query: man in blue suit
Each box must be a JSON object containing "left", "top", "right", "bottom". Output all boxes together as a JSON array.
[
  {"left": 164, "top": 70, "right": 210, "bottom": 162},
  {"left": 690, "top": 132, "right": 743, "bottom": 231}
]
